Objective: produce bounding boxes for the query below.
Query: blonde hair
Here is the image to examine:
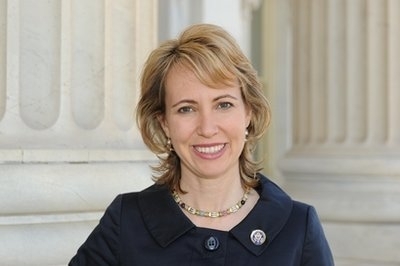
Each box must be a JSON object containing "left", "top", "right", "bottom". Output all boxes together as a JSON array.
[{"left": 136, "top": 24, "right": 271, "bottom": 191}]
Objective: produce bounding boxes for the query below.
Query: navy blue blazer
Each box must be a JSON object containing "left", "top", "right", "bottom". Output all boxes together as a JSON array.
[{"left": 69, "top": 175, "right": 334, "bottom": 265}]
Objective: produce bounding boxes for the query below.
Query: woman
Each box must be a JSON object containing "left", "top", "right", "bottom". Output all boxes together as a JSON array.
[{"left": 69, "top": 24, "right": 334, "bottom": 265}]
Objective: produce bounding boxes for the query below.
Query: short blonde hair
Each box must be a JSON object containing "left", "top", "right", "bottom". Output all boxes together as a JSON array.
[{"left": 136, "top": 24, "right": 271, "bottom": 191}]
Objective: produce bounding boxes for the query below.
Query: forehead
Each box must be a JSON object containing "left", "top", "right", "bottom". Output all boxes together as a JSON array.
[{"left": 165, "top": 65, "right": 239, "bottom": 92}]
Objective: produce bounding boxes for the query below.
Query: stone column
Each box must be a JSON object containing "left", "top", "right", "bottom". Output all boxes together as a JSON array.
[
  {"left": 0, "top": 0, "right": 157, "bottom": 265},
  {"left": 277, "top": 0, "right": 400, "bottom": 265}
]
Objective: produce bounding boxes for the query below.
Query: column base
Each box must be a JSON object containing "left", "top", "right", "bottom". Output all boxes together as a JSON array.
[{"left": 279, "top": 154, "right": 400, "bottom": 265}]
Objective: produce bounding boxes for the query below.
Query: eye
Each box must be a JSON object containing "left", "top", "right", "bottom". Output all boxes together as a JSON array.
[
  {"left": 217, "top": 102, "right": 233, "bottom": 110},
  {"left": 178, "top": 106, "right": 194, "bottom": 113}
]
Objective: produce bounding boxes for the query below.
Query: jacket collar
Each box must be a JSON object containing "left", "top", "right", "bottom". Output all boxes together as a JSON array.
[
  {"left": 230, "top": 175, "right": 293, "bottom": 256},
  {"left": 138, "top": 184, "right": 195, "bottom": 247},
  {"left": 138, "top": 174, "right": 293, "bottom": 256}
]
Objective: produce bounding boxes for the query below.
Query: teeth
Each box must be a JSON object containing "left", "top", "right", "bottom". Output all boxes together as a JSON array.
[{"left": 195, "top": 144, "right": 224, "bottom": 154}]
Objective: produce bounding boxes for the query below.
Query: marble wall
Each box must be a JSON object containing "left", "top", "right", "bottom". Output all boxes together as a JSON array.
[
  {"left": 0, "top": 1, "right": 156, "bottom": 265},
  {"left": 262, "top": 0, "right": 400, "bottom": 265}
]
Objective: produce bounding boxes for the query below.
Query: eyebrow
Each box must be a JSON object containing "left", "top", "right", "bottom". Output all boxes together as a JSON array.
[
  {"left": 171, "top": 94, "right": 239, "bottom": 108},
  {"left": 171, "top": 99, "right": 196, "bottom": 108},
  {"left": 214, "top": 94, "right": 239, "bottom": 101}
]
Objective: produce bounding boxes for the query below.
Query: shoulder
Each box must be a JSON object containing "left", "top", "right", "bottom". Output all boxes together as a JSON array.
[
  {"left": 256, "top": 174, "right": 293, "bottom": 207},
  {"left": 113, "top": 183, "right": 167, "bottom": 210},
  {"left": 99, "top": 183, "right": 171, "bottom": 238}
]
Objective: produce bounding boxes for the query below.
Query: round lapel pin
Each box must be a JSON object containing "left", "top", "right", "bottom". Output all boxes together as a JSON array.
[{"left": 250, "top": 229, "right": 267, "bottom": 246}]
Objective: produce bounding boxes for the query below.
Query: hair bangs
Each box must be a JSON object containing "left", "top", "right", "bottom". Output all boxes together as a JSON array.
[{"left": 175, "top": 44, "right": 238, "bottom": 88}]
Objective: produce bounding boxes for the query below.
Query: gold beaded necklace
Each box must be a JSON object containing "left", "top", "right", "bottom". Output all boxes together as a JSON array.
[{"left": 172, "top": 188, "right": 250, "bottom": 218}]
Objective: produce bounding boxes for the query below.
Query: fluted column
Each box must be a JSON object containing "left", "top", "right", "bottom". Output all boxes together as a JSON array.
[
  {"left": 388, "top": 0, "right": 400, "bottom": 145},
  {"left": 0, "top": 1, "right": 6, "bottom": 120},
  {"left": 278, "top": 0, "right": 400, "bottom": 265},
  {"left": 0, "top": 1, "right": 157, "bottom": 265}
]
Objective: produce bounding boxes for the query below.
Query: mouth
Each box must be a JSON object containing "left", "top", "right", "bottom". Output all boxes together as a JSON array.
[{"left": 193, "top": 144, "right": 225, "bottom": 154}]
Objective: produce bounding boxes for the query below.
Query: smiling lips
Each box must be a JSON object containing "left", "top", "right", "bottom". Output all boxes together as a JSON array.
[{"left": 194, "top": 144, "right": 225, "bottom": 154}]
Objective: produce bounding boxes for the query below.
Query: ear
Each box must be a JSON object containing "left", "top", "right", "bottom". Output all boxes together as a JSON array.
[
  {"left": 157, "top": 114, "right": 170, "bottom": 137},
  {"left": 245, "top": 106, "right": 252, "bottom": 128}
]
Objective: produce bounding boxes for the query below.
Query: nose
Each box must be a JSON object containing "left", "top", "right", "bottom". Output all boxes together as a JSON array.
[{"left": 196, "top": 111, "right": 218, "bottom": 137}]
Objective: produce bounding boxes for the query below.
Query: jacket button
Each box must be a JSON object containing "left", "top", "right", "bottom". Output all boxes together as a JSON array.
[{"left": 204, "top": 236, "right": 220, "bottom": 251}]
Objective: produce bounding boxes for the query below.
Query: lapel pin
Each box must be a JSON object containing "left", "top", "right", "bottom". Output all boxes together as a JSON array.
[{"left": 250, "top": 229, "right": 267, "bottom": 246}]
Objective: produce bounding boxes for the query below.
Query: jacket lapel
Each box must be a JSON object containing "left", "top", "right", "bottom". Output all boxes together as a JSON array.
[
  {"left": 230, "top": 175, "right": 293, "bottom": 256},
  {"left": 138, "top": 184, "right": 195, "bottom": 247}
]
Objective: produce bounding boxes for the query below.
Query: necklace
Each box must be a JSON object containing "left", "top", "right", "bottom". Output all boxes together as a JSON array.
[{"left": 172, "top": 188, "right": 250, "bottom": 218}]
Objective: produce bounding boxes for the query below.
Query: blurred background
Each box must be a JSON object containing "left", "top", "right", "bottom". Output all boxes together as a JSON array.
[{"left": 0, "top": 0, "right": 399, "bottom": 265}]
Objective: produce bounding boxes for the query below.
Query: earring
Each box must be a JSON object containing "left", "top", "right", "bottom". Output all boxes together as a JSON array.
[
  {"left": 245, "top": 129, "right": 249, "bottom": 141},
  {"left": 166, "top": 138, "right": 174, "bottom": 152}
]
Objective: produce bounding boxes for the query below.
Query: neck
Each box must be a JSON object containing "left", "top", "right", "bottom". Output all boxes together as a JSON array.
[{"left": 178, "top": 172, "right": 245, "bottom": 212}]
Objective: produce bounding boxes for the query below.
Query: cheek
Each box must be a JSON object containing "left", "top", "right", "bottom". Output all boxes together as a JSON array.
[
  {"left": 226, "top": 113, "right": 249, "bottom": 128},
  {"left": 168, "top": 119, "right": 192, "bottom": 138}
]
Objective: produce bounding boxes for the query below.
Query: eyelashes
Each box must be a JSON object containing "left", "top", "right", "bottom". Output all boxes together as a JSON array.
[
  {"left": 177, "top": 102, "right": 234, "bottom": 114},
  {"left": 217, "top": 102, "right": 233, "bottom": 110},
  {"left": 177, "top": 106, "right": 194, "bottom": 113}
]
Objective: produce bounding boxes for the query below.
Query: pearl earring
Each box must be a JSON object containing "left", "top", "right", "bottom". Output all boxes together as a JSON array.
[{"left": 166, "top": 138, "right": 174, "bottom": 152}]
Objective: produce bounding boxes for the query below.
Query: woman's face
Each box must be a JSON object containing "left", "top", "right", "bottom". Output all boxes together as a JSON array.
[{"left": 159, "top": 66, "right": 251, "bottom": 181}]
